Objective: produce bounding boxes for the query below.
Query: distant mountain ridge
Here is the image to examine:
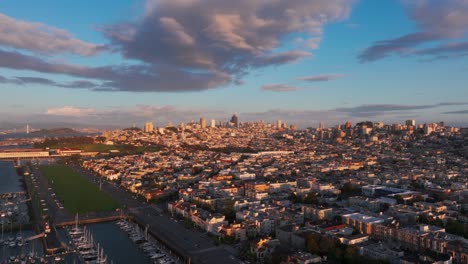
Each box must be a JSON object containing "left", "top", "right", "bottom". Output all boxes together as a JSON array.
[{"left": 31, "top": 128, "right": 79, "bottom": 134}]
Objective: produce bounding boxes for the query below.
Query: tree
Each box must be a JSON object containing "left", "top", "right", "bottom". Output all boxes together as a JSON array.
[
  {"left": 341, "top": 182, "right": 361, "bottom": 197},
  {"left": 222, "top": 200, "right": 236, "bottom": 223},
  {"left": 306, "top": 235, "right": 320, "bottom": 253},
  {"left": 344, "top": 246, "right": 358, "bottom": 261},
  {"left": 303, "top": 192, "right": 319, "bottom": 205},
  {"left": 288, "top": 193, "right": 301, "bottom": 204},
  {"left": 319, "top": 237, "right": 337, "bottom": 255}
]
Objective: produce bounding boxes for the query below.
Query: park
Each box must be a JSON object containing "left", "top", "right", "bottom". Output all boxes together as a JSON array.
[{"left": 40, "top": 165, "right": 119, "bottom": 214}]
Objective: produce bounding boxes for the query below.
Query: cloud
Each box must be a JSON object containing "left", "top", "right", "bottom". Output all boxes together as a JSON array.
[
  {"left": 335, "top": 102, "right": 468, "bottom": 117},
  {"left": 0, "top": 73, "right": 101, "bottom": 89},
  {"left": 15, "top": 76, "right": 58, "bottom": 86},
  {"left": 0, "top": 1, "right": 354, "bottom": 92},
  {"left": 443, "top": 110, "right": 468, "bottom": 114},
  {"left": 0, "top": 49, "right": 230, "bottom": 92},
  {"left": 0, "top": 12, "right": 102, "bottom": 56},
  {"left": 42, "top": 104, "right": 228, "bottom": 127},
  {"left": 12, "top": 102, "right": 468, "bottom": 129},
  {"left": 297, "top": 73, "right": 344, "bottom": 82},
  {"left": 359, "top": 0, "right": 468, "bottom": 62},
  {"left": 46, "top": 106, "right": 96, "bottom": 117},
  {"left": 261, "top": 84, "right": 299, "bottom": 92},
  {"left": 98, "top": 0, "right": 353, "bottom": 91},
  {"left": 252, "top": 51, "right": 312, "bottom": 67},
  {"left": 241, "top": 109, "right": 347, "bottom": 128}
]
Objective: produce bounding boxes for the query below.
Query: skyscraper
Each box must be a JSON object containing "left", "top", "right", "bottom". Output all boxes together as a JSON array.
[
  {"left": 200, "top": 117, "right": 207, "bottom": 129},
  {"left": 210, "top": 119, "right": 216, "bottom": 128},
  {"left": 230, "top": 113, "right": 239, "bottom": 127},
  {"left": 277, "top": 120, "right": 282, "bottom": 129},
  {"left": 144, "top": 121, "right": 154, "bottom": 133},
  {"left": 405, "top": 119, "right": 416, "bottom": 127}
]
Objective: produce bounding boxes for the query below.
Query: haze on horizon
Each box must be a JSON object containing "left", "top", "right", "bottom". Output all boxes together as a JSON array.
[{"left": 0, "top": 0, "right": 467, "bottom": 129}]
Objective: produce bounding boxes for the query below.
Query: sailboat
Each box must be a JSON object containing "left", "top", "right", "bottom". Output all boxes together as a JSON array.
[
  {"left": 16, "top": 224, "right": 23, "bottom": 242},
  {"left": 69, "top": 214, "right": 84, "bottom": 237},
  {"left": 97, "top": 245, "right": 107, "bottom": 264},
  {"left": 8, "top": 221, "right": 15, "bottom": 248},
  {"left": 0, "top": 221, "right": 4, "bottom": 246}
]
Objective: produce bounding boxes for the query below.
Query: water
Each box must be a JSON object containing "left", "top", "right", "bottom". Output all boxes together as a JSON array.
[
  {"left": 0, "top": 133, "right": 97, "bottom": 140},
  {"left": 0, "top": 161, "right": 23, "bottom": 194},
  {"left": 0, "top": 229, "right": 44, "bottom": 262},
  {"left": 0, "top": 144, "right": 34, "bottom": 150},
  {"left": 55, "top": 228, "right": 82, "bottom": 263},
  {"left": 88, "top": 222, "right": 152, "bottom": 264}
]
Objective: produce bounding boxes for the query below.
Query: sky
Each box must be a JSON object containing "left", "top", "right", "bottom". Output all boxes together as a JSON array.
[{"left": 0, "top": 0, "right": 467, "bottom": 129}]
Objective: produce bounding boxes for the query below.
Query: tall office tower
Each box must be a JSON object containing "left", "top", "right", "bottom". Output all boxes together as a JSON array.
[
  {"left": 200, "top": 117, "right": 207, "bottom": 129},
  {"left": 210, "top": 119, "right": 216, "bottom": 128},
  {"left": 230, "top": 113, "right": 239, "bottom": 127},
  {"left": 277, "top": 119, "right": 282, "bottom": 129},
  {"left": 144, "top": 121, "right": 154, "bottom": 133},
  {"left": 319, "top": 122, "right": 325, "bottom": 130},
  {"left": 405, "top": 119, "right": 416, "bottom": 127}
]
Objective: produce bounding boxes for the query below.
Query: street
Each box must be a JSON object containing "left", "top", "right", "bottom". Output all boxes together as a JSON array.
[{"left": 71, "top": 165, "right": 243, "bottom": 264}]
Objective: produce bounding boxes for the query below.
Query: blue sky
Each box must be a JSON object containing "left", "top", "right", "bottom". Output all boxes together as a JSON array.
[{"left": 0, "top": 0, "right": 467, "bottom": 128}]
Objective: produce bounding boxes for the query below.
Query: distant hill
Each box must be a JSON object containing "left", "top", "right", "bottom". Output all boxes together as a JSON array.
[{"left": 31, "top": 128, "right": 79, "bottom": 135}]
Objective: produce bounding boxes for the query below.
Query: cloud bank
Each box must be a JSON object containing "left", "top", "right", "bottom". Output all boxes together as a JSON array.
[
  {"left": 359, "top": 0, "right": 468, "bottom": 62},
  {"left": 0, "top": 0, "right": 353, "bottom": 92},
  {"left": 0, "top": 13, "right": 102, "bottom": 56},
  {"left": 297, "top": 74, "right": 344, "bottom": 82}
]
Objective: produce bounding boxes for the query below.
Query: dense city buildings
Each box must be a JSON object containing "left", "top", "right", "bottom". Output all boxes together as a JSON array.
[{"left": 71, "top": 117, "right": 467, "bottom": 263}]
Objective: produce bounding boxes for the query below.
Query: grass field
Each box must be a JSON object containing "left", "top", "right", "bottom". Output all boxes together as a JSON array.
[
  {"left": 44, "top": 143, "right": 160, "bottom": 154},
  {"left": 40, "top": 165, "right": 119, "bottom": 214}
]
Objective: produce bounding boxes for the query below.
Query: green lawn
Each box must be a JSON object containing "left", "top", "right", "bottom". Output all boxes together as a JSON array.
[
  {"left": 52, "top": 143, "right": 125, "bottom": 152},
  {"left": 44, "top": 143, "right": 161, "bottom": 154},
  {"left": 40, "top": 165, "right": 119, "bottom": 214}
]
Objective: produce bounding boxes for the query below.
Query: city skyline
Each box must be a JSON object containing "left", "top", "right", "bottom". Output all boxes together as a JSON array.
[{"left": 1, "top": 0, "right": 468, "bottom": 128}]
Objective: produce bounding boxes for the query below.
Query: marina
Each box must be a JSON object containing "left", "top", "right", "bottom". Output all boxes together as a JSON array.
[
  {"left": 0, "top": 160, "right": 169, "bottom": 264},
  {"left": 1, "top": 192, "right": 31, "bottom": 227},
  {"left": 114, "top": 220, "right": 176, "bottom": 264},
  {"left": 0, "top": 229, "right": 45, "bottom": 263}
]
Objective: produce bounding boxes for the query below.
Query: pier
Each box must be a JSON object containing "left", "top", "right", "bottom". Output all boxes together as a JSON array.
[{"left": 55, "top": 215, "right": 126, "bottom": 228}]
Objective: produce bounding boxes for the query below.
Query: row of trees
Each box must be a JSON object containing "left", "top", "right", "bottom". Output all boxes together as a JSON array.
[
  {"left": 306, "top": 233, "right": 388, "bottom": 264},
  {"left": 34, "top": 136, "right": 94, "bottom": 148}
]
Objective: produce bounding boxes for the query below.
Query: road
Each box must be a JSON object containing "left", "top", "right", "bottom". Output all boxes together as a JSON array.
[
  {"left": 72, "top": 165, "right": 243, "bottom": 264},
  {"left": 29, "top": 166, "right": 65, "bottom": 250}
]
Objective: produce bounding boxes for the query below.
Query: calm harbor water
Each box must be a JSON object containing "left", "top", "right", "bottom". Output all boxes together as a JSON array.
[
  {"left": 0, "top": 229, "right": 45, "bottom": 263},
  {"left": 88, "top": 222, "right": 152, "bottom": 264},
  {"left": 0, "top": 132, "right": 98, "bottom": 140},
  {"left": 0, "top": 161, "right": 23, "bottom": 194}
]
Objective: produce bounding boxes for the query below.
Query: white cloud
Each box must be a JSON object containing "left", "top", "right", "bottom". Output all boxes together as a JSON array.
[
  {"left": 46, "top": 106, "right": 96, "bottom": 117},
  {"left": 297, "top": 73, "right": 344, "bottom": 82},
  {"left": 0, "top": 12, "right": 101, "bottom": 56},
  {"left": 261, "top": 84, "right": 299, "bottom": 92}
]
